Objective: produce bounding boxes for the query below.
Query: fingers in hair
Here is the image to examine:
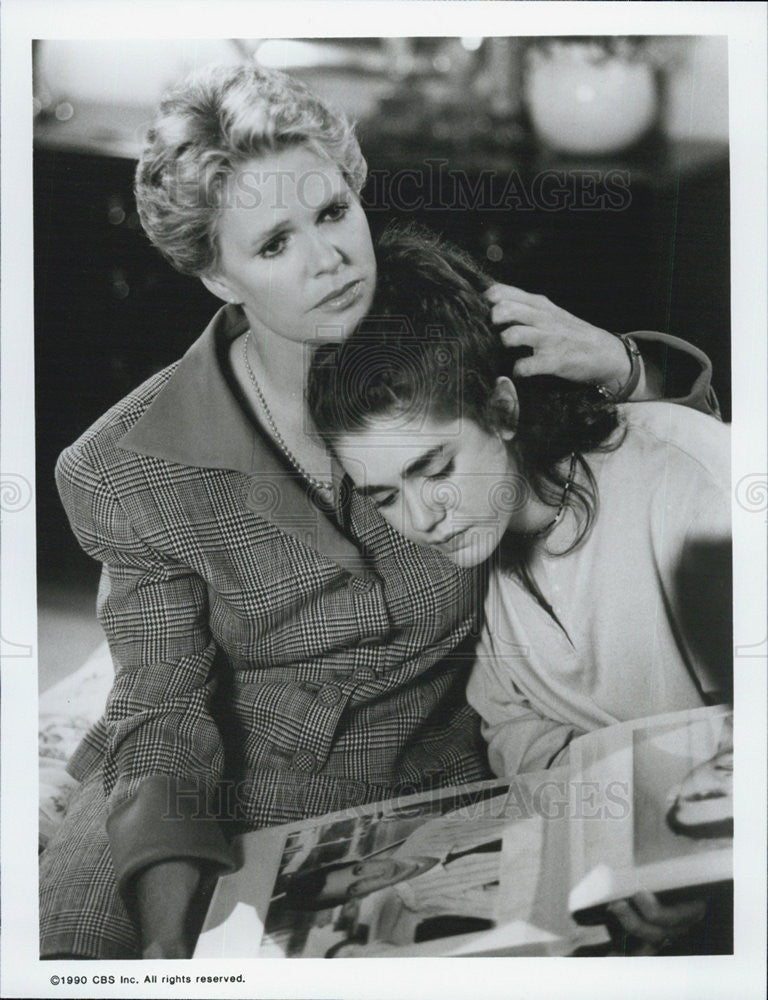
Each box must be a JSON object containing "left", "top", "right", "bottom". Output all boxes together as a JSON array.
[
  {"left": 490, "top": 300, "right": 540, "bottom": 326},
  {"left": 512, "top": 354, "right": 549, "bottom": 379},
  {"left": 498, "top": 325, "right": 543, "bottom": 349},
  {"left": 485, "top": 284, "right": 549, "bottom": 307}
]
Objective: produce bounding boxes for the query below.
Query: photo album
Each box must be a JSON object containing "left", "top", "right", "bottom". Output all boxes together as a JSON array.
[{"left": 196, "top": 705, "right": 732, "bottom": 958}]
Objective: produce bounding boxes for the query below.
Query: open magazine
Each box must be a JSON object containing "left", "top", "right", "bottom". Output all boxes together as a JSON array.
[{"left": 195, "top": 705, "right": 732, "bottom": 958}]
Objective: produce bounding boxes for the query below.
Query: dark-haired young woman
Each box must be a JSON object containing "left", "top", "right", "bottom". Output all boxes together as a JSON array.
[{"left": 309, "top": 225, "right": 731, "bottom": 779}]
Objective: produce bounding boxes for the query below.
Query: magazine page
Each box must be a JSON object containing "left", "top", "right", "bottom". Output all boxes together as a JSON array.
[
  {"left": 196, "top": 774, "right": 609, "bottom": 958},
  {"left": 567, "top": 705, "right": 733, "bottom": 915}
]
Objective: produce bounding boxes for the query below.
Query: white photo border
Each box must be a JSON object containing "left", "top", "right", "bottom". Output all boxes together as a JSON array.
[{"left": 2, "top": 2, "right": 765, "bottom": 998}]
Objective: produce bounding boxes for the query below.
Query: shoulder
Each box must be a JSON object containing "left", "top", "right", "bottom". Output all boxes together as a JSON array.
[
  {"left": 612, "top": 402, "right": 729, "bottom": 489},
  {"left": 56, "top": 363, "right": 180, "bottom": 487}
]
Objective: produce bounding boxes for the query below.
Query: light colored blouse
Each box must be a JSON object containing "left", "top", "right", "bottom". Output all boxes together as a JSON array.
[{"left": 467, "top": 402, "right": 731, "bottom": 777}]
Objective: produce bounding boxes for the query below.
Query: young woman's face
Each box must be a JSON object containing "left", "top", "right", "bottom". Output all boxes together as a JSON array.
[
  {"left": 334, "top": 413, "right": 520, "bottom": 568},
  {"left": 205, "top": 146, "right": 376, "bottom": 344},
  {"left": 320, "top": 857, "right": 433, "bottom": 902}
]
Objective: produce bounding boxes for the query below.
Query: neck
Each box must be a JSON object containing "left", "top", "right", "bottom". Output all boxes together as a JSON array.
[
  {"left": 510, "top": 491, "right": 564, "bottom": 535},
  {"left": 232, "top": 320, "right": 334, "bottom": 490},
  {"left": 244, "top": 313, "right": 313, "bottom": 400},
  {"left": 506, "top": 454, "right": 577, "bottom": 537}
]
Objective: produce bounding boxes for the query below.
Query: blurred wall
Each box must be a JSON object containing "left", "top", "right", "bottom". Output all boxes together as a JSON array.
[
  {"left": 664, "top": 36, "right": 729, "bottom": 142},
  {"left": 36, "top": 35, "right": 730, "bottom": 146}
]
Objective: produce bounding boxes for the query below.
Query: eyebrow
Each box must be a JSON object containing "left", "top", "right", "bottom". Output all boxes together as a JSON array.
[
  {"left": 247, "top": 185, "right": 350, "bottom": 253},
  {"left": 354, "top": 445, "right": 446, "bottom": 496}
]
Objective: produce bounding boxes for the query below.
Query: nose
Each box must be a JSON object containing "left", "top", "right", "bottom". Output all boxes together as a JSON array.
[
  {"left": 309, "top": 229, "right": 344, "bottom": 274},
  {"left": 405, "top": 491, "right": 447, "bottom": 537}
]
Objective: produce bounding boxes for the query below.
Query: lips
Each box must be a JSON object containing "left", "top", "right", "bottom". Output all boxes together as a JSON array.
[
  {"left": 314, "top": 279, "right": 363, "bottom": 311},
  {"left": 433, "top": 526, "right": 471, "bottom": 551}
]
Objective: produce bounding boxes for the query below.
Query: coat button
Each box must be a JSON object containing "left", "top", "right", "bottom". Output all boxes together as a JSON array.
[
  {"left": 317, "top": 683, "right": 342, "bottom": 706},
  {"left": 291, "top": 749, "right": 318, "bottom": 773}
]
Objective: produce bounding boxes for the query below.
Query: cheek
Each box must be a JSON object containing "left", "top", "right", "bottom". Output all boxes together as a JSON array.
[
  {"left": 350, "top": 202, "right": 373, "bottom": 245},
  {"left": 248, "top": 254, "right": 305, "bottom": 301},
  {"left": 376, "top": 503, "right": 412, "bottom": 539},
  {"left": 372, "top": 499, "right": 424, "bottom": 547},
  {"left": 258, "top": 287, "right": 312, "bottom": 338},
  {"left": 458, "top": 479, "right": 497, "bottom": 518}
]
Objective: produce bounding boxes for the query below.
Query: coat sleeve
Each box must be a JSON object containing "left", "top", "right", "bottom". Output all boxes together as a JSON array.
[
  {"left": 55, "top": 443, "right": 236, "bottom": 894},
  {"left": 630, "top": 331, "right": 720, "bottom": 416}
]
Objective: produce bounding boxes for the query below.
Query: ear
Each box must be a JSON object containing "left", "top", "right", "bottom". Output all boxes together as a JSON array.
[
  {"left": 489, "top": 376, "right": 519, "bottom": 440},
  {"left": 200, "top": 271, "right": 241, "bottom": 305}
]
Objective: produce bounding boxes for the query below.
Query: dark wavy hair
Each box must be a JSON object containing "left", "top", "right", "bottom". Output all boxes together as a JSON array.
[{"left": 307, "top": 224, "right": 622, "bottom": 561}]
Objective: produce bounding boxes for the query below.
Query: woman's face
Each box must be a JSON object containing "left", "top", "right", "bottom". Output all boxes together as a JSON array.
[
  {"left": 204, "top": 145, "right": 376, "bottom": 344},
  {"left": 334, "top": 412, "right": 519, "bottom": 569}
]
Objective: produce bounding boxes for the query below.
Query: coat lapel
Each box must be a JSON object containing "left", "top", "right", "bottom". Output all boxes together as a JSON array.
[
  {"left": 118, "top": 305, "right": 371, "bottom": 578},
  {"left": 241, "top": 437, "right": 372, "bottom": 578}
]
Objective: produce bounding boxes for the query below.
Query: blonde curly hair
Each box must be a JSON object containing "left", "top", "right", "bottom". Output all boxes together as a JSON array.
[{"left": 135, "top": 63, "right": 367, "bottom": 276}]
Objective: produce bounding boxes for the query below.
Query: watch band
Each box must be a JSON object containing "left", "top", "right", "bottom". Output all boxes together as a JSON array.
[{"left": 596, "top": 334, "right": 642, "bottom": 402}]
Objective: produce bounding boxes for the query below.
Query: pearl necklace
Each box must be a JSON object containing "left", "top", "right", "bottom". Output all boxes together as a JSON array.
[
  {"left": 242, "top": 332, "right": 334, "bottom": 496},
  {"left": 523, "top": 453, "right": 577, "bottom": 539}
]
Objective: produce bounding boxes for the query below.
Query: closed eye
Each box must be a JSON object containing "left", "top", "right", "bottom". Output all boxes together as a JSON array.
[
  {"left": 428, "top": 459, "right": 454, "bottom": 481},
  {"left": 373, "top": 492, "right": 397, "bottom": 509}
]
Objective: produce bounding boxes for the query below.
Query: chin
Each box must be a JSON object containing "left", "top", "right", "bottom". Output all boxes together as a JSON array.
[
  {"left": 442, "top": 539, "right": 497, "bottom": 569},
  {"left": 313, "top": 311, "right": 368, "bottom": 344},
  {"left": 314, "top": 324, "right": 355, "bottom": 344},
  {"left": 449, "top": 551, "right": 488, "bottom": 569}
]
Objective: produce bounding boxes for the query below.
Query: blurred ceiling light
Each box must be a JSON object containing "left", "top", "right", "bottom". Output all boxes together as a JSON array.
[{"left": 460, "top": 38, "right": 484, "bottom": 52}]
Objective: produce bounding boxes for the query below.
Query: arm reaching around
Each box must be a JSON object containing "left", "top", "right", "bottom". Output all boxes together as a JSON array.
[
  {"left": 466, "top": 654, "right": 584, "bottom": 776},
  {"left": 484, "top": 284, "right": 719, "bottom": 414}
]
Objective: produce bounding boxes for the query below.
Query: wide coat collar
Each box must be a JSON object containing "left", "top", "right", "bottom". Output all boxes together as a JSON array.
[{"left": 118, "top": 305, "right": 370, "bottom": 576}]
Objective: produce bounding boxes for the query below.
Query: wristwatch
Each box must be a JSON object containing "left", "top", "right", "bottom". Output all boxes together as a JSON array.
[{"left": 596, "top": 334, "right": 642, "bottom": 402}]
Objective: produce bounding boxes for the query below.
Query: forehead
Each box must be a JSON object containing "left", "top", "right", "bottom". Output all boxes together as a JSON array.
[
  {"left": 335, "top": 414, "right": 466, "bottom": 482},
  {"left": 216, "top": 147, "right": 347, "bottom": 245}
]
